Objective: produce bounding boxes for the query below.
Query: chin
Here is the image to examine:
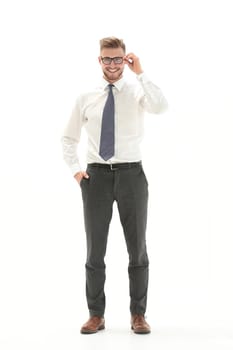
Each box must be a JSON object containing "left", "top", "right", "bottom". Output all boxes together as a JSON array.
[{"left": 104, "top": 71, "right": 123, "bottom": 82}]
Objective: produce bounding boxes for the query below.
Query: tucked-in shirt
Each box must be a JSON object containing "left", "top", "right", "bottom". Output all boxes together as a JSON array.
[{"left": 62, "top": 72, "right": 168, "bottom": 175}]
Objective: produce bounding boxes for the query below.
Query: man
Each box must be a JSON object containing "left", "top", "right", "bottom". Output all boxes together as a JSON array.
[{"left": 62, "top": 36, "right": 168, "bottom": 334}]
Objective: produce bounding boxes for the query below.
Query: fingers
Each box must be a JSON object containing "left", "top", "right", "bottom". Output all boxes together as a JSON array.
[
  {"left": 124, "top": 52, "right": 137, "bottom": 63},
  {"left": 124, "top": 56, "right": 133, "bottom": 64},
  {"left": 123, "top": 53, "right": 143, "bottom": 74},
  {"left": 82, "top": 171, "right": 89, "bottom": 179},
  {"left": 74, "top": 171, "right": 89, "bottom": 185}
]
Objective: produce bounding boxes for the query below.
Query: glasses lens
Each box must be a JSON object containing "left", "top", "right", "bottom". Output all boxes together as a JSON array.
[
  {"left": 102, "top": 57, "right": 111, "bottom": 64},
  {"left": 101, "top": 57, "right": 123, "bottom": 64},
  {"left": 113, "top": 57, "right": 123, "bottom": 64}
]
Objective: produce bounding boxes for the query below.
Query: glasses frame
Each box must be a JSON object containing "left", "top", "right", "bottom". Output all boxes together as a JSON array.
[{"left": 101, "top": 56, "right": 124, "bottom": 65}]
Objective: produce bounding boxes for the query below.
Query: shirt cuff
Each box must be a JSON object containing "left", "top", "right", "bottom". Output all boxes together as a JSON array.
[
  {"left": 70, "top": 163, "right": 82, "bottom": 176},
  {"left": 136, "top": 72, "right": 150, "bottom": 83}
]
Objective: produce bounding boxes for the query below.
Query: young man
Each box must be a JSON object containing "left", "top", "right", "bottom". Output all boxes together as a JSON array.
[{"left": 62, "top": 37, "right": 168, "bottom": 334}]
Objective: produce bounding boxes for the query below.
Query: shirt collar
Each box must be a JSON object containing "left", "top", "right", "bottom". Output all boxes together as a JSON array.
[{"left": 102, "top": 77, "right": 125, "bottom": 92}]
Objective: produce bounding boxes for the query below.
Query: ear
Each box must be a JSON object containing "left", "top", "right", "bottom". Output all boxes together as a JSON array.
[{"left": 98, "top": 56, "right": 102, "bottom": 64}]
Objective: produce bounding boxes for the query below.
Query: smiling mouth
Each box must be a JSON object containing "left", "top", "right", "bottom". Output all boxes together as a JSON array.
[{"left": 107, "top": 68, "right": 118, "bottom": 73}]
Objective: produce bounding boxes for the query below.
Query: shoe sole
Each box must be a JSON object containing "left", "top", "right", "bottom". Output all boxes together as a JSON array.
[
  {"left": 80, "top": 325, "right": 105, "bottom": 334},
  {"left": 131, "top": 326, "right": 151, "bottom": 334}
]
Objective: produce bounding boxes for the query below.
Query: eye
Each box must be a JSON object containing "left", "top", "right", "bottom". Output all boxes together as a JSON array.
[
  {"left": 113, "top": 57, "right": 123, "bottom": 64},
  {"left": 101, "top": 57, "right": 112, "bottom": 64}
]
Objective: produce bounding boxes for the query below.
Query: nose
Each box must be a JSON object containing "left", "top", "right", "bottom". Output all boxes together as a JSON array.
[{"left": 109, "top": 60, "right": 116, "bottom": 67}]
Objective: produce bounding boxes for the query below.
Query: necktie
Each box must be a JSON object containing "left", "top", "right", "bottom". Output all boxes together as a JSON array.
[{"left": 99, "top": 84, "right": 115, "bottom": 161}]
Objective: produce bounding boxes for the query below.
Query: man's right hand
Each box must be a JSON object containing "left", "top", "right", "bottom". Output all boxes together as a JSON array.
[{"left": 74, "top": 171, "right": 89, "bottom": 185}]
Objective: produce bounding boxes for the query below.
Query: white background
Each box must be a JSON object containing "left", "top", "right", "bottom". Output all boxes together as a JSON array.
[{"left": 0, "top": 0, "right": 233, "bottom": 349}]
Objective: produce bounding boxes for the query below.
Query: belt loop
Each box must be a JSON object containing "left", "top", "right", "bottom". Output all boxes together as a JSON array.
[{"left": 110, "top": 163, "right": 117, "bottom": 171}]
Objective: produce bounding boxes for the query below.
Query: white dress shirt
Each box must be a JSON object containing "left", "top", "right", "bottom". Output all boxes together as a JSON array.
[{"left": 62, "top": 72, "right": 168, "bottom": 175}]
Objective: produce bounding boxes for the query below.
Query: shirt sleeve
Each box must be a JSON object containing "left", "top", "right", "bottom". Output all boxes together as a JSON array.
[
  {"left": 136, "top": 72, "right": 168, "bottom": 114},
  {"left": 61, "top": 96, "right": 84, "bottom": 176},
  {"left": 61, "top": 136, "right": 82, "bottom": 175}
]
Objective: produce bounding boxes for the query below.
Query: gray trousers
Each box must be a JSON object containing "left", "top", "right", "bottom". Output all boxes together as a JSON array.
[{"left": 80, "top": 162, "right": 149, "bottom": 317}]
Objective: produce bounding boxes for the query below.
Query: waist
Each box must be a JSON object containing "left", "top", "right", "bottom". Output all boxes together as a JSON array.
[{"left": 87, "top": 161, "right": 142, "bottom": 171}]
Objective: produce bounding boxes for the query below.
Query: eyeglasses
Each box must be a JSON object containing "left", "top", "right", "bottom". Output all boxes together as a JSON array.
[{"left": 101, "top": 56, "right": 124, "bottom": 65}]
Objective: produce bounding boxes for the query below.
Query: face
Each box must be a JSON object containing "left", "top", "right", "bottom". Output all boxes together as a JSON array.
[{"left": 98, "top": 47, "right": 125, "bottom": 83}]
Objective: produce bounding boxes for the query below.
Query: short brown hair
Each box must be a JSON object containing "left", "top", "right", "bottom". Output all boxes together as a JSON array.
[{"left": 99, "top": 36, "right": 126, "bottom": 53}]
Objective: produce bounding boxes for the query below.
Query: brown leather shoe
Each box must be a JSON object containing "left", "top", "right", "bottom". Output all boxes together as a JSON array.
[
  {"left": 80, "top": 316, "right": 105, "bottom": 334},
  {"left": 131, "top": 314, "right": 151, "bottom": 334}
]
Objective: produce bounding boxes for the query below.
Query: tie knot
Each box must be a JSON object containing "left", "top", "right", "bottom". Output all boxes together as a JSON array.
[{"left": 108, "top": 84, "right": 114, "bottom": 90}]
